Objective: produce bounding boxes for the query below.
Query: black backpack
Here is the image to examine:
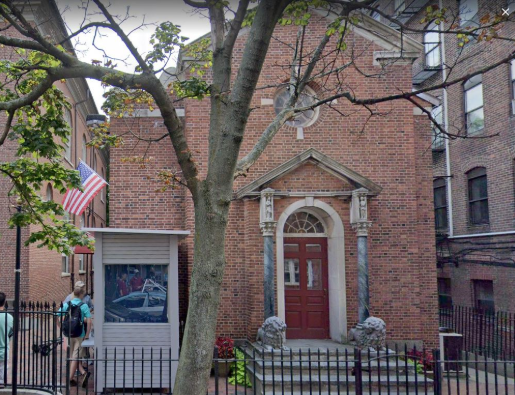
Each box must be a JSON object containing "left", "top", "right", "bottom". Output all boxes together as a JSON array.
[{"left": 62, "top": 302, "right": 84, "bottom": 338}]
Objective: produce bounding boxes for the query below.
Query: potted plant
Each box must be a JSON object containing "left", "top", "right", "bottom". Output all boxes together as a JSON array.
[{"left": 213, "top": 337, "right": 235, "bottom": 377}]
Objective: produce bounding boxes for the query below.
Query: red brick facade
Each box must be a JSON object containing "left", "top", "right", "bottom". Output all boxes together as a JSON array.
[
  {"left": 394, "top": 0, "right": 515, "bottom": 313},
  {"left": 109, "top": 16, "right": 439, "bottom": 345},
  {"left": 0, "top": 3, "right": 108, "bottom": 304}
]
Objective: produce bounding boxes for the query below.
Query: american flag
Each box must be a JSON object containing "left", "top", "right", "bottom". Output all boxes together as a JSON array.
[{"left": 62, "top": 160, "right": 107, "bottom": 216}]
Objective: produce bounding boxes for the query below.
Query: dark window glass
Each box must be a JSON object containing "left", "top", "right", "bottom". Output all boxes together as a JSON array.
[
  {"left": 105, "top": 264, "right": 169, "bottom": 323},
  {"left": 467, "top": 168, "right": 489, "bottom": 225},
  {"left": 434, "top": 178, "right": 448, "bottom": 230},
  {"left": 474, "top": 280, "right": 494, "bottom": 312},
  {"left": 437, "top": 278, "right": 453, "bottom": 309}
]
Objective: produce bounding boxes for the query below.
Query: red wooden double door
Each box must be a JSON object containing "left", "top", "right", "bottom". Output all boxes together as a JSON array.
[{"left": 284, "top": 237, "right": 329, "bottom": 339}]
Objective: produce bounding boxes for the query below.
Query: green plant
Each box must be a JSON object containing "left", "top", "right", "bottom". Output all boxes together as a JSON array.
[
  {"left": 406, "top": 358, "right": 425, "bottom": 375},
  {"left": 229, "top": 348, "right": 252, "bottom": 388}
]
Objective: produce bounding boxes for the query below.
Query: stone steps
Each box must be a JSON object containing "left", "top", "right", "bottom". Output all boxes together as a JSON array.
[{"left": 240, "top": 344, "right": 434, "bottom": 395}]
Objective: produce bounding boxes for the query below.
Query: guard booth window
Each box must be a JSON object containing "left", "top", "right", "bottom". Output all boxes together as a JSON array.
[{"left": 105, "top": 264, "right": 169, "bottom": 323}]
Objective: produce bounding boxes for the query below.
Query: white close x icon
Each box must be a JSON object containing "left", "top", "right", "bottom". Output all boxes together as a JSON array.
[{"left": 502, "top": 8, "right": 510, "bottom": 16}]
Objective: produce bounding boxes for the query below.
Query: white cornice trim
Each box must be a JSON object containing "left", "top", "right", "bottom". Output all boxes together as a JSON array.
[{"left": 235, "top": 148, "right": 382, "bottom": 199}]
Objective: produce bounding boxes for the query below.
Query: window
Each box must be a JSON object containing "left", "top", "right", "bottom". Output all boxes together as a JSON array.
[
  {"left": 63, "top": 108, "right": 72, "bottom": 162},
  {"left": 434, "top": 178, "right": 448, "bottom": 231},
  {"left": 438, "top": 278, "right": 453, "bottom": 309},
  {"left": 80, "top": 213, "right": 85, "bottom": 228},
  {"left": 100, "top": 169, "right": 105, "bottom": 202},
  {"left": 79, "top": 254, "right": 85, "bottom": 272},
  {"left": 45, "top": 184, "right": 53, "bottom": 202},
  {"left": 431, "top": 105, "right": 445, "bottom": 150},
  {"left": 62, "top": 255, "right": 69, "bottom": 274},
  {"left": 424, "top": 22, "right": 440, "bottom": 68},
  {"left": 511, "top": 60, "right": 515, "bottom": 105},
  {"left": 467, "top": 167, "right": 489, "bottom": 225},
  {"left": 474, "top": 280, "right": 494, "bottom": 312},
  {"left": 284, "top": 211, "right": 325, "bottom": 234},
  {"left": 104, "top": 264, "right": 169, "bottom": 323},
  {"left": 394, "top": 0, "right": 405, "bottom": 13},
  {"left": 82, "top": 135, "right": 87, "bottom": 163},
  {"left": 63, "top": 212, "right": 71, "bottom": 223},
  {"left": 459, "top": 0, "right": 478, "bottom": 26},
  {"left": 464, "top": 75, "right": 484, "bottom": 134},
  {"left": 274, "top": 86, "right": 319, "bottom": 128}
]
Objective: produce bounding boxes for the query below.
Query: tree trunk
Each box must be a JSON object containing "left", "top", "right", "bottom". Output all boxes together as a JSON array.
[{"left": 173, "top": 182, "right": 230, "bottom": 395}]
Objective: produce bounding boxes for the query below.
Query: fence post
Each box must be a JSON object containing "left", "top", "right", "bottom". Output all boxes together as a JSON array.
[
  {"left": 51, "top": 303, "right": 57, "bottom": 393},
  {"left": 213, "top": 346, "right": 219, "bottom": 395},
  {"left": 432, "top": 349, "right": 441, "bottom": 395},
  {"left": 354, "top": 347, "right": 363, "bottom": 395}
]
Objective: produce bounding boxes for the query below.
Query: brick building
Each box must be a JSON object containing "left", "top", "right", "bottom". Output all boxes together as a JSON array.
[
  {"left": 376, "top": 0, "right": 515, "bottom": 312},
  {"left": 0, "top": 0, "right": 108, "bottom": 303},
  {"left": 109, "top": 11, "right": 439, "bottom": 345}
]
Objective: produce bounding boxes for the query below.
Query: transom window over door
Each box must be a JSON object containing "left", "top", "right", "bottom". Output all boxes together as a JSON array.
[
  {"left": 467, "top": 167, "right": 489, "bottom": 225},
  {"left": 284, "top": 211, "right": 325, "bottom": 234}
]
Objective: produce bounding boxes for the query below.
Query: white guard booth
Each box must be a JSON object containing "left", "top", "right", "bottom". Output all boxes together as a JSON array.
[{"left": 84, "top": 228, "right": 189, "bottom": 393}]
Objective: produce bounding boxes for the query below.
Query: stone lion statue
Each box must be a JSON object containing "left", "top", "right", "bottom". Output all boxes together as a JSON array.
[
  {"left": 256, "top": 316, "right": 288, "bottom": 350},
  {"left": 348, "top": 317, "right": 386, "bottom": 350}
]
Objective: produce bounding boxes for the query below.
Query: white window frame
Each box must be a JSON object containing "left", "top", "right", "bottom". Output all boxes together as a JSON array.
[
  {"left": 464, "top": 75, "right": 484, "bottom": 135},
  {"left": 459, "top": 0, "right": 478, "bottom": 26},
  {"left": 62, "top": 255, "right": 70, "bottom": 275},
  {"left": 394, "top": 0, "right": 405, "bottom": 14},
  {"left": 431, "top": 105, "right": 445, "bottom": 149},
  {"left": 79, "top": 254, "right": 85, "bottom": 273},
  {"left": 82, "top": 135, "right": 88, "bottom": 163},
  {"left": 424, "top": 22, "right": 440, "bottom": 68}
]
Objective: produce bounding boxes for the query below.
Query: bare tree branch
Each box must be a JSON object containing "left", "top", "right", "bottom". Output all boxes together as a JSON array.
[{"left": 91, "top": 0, "right": 150, "bottom": 72}]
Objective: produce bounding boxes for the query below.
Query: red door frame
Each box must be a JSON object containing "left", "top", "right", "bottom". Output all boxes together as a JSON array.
[{"left": 284, "top": 237, "right": 329, "bottom": 339}]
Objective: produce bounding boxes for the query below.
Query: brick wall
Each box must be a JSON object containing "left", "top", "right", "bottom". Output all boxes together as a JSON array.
[{"left": 109, "top": 16, "right": 439, "bottom": 344}]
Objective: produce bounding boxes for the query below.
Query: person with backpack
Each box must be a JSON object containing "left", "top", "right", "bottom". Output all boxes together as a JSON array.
[
  {"left": 0, "top": 292, "right": 13, "bottom": 388},
  {"left": 58, "top": 285, "right": 92, "bottom": 387}
]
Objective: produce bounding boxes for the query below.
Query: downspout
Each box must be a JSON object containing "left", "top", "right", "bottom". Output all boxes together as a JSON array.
[
  {"left": 72, "top": 91, "right": 89, "bottom": 291},
  {"left": 440, "top": 0, "right": 453, "bottom": 237}
]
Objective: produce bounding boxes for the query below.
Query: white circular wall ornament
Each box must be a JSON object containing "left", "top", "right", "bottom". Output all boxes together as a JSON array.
[{"left": 274, "top": 85, "right": 320, "bottom": 128}]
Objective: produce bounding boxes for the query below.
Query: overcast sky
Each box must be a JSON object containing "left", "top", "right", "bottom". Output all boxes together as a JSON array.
[{"left": 56, "top": 0, "right": 224, "bottom": 111}]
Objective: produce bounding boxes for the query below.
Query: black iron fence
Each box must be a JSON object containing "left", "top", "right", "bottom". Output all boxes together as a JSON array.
[
  {"left": 2, "top": 305, "right": 515, "bottom": 394},
  {"left": 440, "top": 305, "right": 515, "bottom": 359}
]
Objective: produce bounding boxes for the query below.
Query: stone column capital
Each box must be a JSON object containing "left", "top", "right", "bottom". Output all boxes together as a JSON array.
[
  {"left": 352, "top": 221, "right": 372, "bottom": 237},
  {"left": 260, "top": 221, "right": 277, "bottom": 237}
]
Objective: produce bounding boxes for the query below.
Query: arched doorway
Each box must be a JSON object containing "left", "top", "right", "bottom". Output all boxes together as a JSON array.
[
  {"left": 276, "top": 199, "right": 347, "bottom": 342},
  {"left": 283, "top": 211, "right": 329, "bottom": 339}
]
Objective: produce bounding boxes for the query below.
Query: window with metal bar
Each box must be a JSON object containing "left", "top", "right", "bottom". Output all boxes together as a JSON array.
[
  {"left": 437, "top": 278, "right": 452, "bottom": 309},
  {"left": 434, "top": 178, "right": 448, "bottom": 230},
  {"left": 467, "top": 167, "right": 489, "bottom": 225},
  {"left": 431, "top": 105, "right": 444, "bottom": 150},
  {"left": 473, "top": 280, "right": 494, "bottom": 312},
  {"left": 424, "top": 22, "right": 440, "bottom": 68},
  {"left": 459, "top": 0, "right": 478, "bottom": 26},
  {"left": 464, "top": 75, "right": 484, "bottom": 135}
]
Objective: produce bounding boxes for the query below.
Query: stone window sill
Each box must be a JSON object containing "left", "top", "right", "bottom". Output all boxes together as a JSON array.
[
  {"left": 61, "top": 273, "right": 71, "bottom": 278},
  {"left": 78, "top": 270, "right": 86, "bottom": 275}
]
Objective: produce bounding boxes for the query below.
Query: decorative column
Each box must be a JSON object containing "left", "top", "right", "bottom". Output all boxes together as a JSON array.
[
  {"left": 260, "top": 188, "right": 277, "bottom": 319},
  {"left": 350, "top": 188, "right": 372, "bottom": 324}
]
